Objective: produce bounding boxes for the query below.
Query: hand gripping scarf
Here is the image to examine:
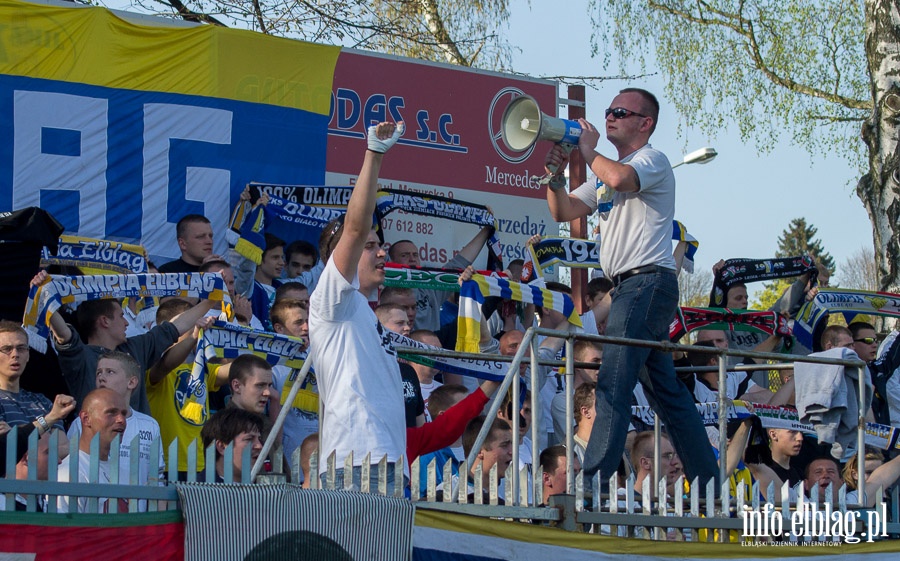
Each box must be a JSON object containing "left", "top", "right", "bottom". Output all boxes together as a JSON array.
[
  {"left": 456, "top": 274, "right": 581, "bottom": 353},
  {"left": 375, "top": 188, "right": 503, "bottom": 270},
  {"left": 23, "top": 273, "right": 232, "bottom": 353},
  {"left": 709, "top": 255, "right": 818, "bottom": 307},
  {"left": 234, "top": 187, "right": 351, "bottom": 264}
]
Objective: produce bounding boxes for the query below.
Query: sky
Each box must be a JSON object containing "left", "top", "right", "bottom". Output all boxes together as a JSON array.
[{"left": 503, "top": 0, "right": 872, "bottom": 283}]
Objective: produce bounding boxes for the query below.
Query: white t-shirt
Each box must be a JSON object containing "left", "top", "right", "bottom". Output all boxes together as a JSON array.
[
  {"left": 68, "top": 409, "right": 164, "bottom": 511},
  {"left": 309, "top": 260, "right": 406, "bottom": 475},
  {"left": 692, "top": 372, "right": 760, "bottom": 403},
  {"left": 271, "top": 364, "right": 319, "bottom": 470},
  {"left": 124, "top": 304, "right": 156, "bottom": 338},
  {"left": 56, "top": 450, "right": 112, "bottom": 513},
  {"left": 570, "top": 144, "right": 677, "bottom": 277}
]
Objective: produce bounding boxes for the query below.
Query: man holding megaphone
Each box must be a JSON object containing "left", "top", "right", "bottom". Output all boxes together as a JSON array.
[{"left": 542, "top": 88, "right": 719, "bottom": 492}]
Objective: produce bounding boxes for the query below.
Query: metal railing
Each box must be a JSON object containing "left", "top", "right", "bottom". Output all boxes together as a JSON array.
[{"left": 2, "top": 326, "right": 895, "bottom": 543}]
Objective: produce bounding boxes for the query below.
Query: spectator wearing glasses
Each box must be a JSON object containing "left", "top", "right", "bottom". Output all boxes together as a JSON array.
[
  {"left": 850, "top": 322, "right": 879, "bottom": 363},
  {"left": 0, "top": 320, "right": 66, "bottom": 432},
  {"left": 542, "top": 87, "right": 718, "bottom": 491},
  {"left": 630, "top": 431, "right": 682, "bottom": 500}
]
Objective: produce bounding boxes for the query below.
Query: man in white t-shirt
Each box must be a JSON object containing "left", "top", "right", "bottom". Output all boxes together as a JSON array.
[
  {"left": 57, "top": 388, "right": 128, "bottom": 513},
  {"left": 68, "top": 352, "right": 165, "bottom": 511},
  {"left": 309, "top": 121, "right": 407, "bottom": 492},
  {"left": 543, "top": 87, "right": 718, "bottom": 491}
]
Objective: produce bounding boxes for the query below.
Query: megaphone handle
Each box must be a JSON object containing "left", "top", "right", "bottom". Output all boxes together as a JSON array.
[
  {"left": 541, "top": 143, "right": 576, "bottom": 188},
  {"left": 546, "top": 142, "right": 576, "bottom": 174}
]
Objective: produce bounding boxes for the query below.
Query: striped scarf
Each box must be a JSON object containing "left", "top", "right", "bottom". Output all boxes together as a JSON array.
[
  {"left": 191, "top": 321, "right": 312, "bottom": 420},
  {"left": 794, "top": 288, "right": 900, "bottom": 349},
  {"left": 542, "top": 221, "right": 698, "bottom": 280},
  {"left": 375, "top": 188, "right": 503, "bottom": 270},
  {"left": 235, "top": 195, "right": 348, "bottom": 264},
  {"left": 671, "top": 221, "right": 699, "bottom": 273},
  {"left": 23, "top": 273, "right": 232, "bottom": 352},
  {"left": 520, "top": 236, "right": 600, "bottom": 284},
  {"left": 41, "top": 235, "right": 157, "bottom": 321},
  {"left": 383, "top": 264, "right": 501, "bottom": 292},
  {"left": 669, "top": 307, "right": 792, "bottom": 342},
  {"left": 40, "top": 235, "right": 149, "bottom": 275},
  {"left": 632, "top": 400, "right": 899, "bottom": 451},
  {"left": 710, "top": 255, "right": 817, "bottom": 307},
  {"left": 389, "top": 331, "right": 506, "bottom": 381},
  {"left": 456, "top": 274, "right": 581, "bottom": 352}
]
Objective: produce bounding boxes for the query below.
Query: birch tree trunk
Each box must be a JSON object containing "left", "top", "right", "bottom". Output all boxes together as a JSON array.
[{"left": 859, "top": 0, "right": 900, "bottom": 291}]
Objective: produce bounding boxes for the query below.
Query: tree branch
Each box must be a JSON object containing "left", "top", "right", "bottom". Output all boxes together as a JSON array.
[
  {"left": 251, "top": 0, "right": 267, "bottom": 33},
  {"left": 155, "top": 0, "right": 227, "bottom": 26},
  {"left": 532, "top": 72, "right": 659, "bottom": 89},
  {"left": 809, "top": 114, "right": 866, "bottom": 123},
  {"left": 649, "top": 0, "right": 870, "bottom": 110}
]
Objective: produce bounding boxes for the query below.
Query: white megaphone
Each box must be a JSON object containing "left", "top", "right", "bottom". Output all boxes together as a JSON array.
[{"left": 500, "top": 95, "right": 582, "bottom": 180}]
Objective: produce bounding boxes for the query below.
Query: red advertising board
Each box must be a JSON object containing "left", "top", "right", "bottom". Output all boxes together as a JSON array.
[
  {"left": 0, "top": 512, "right": 184, "bottom": 560},
  {"left": 326, "top": 49, "right": 560, "bottom": 268}
]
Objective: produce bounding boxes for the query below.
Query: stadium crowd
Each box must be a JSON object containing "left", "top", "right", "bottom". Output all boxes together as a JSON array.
[{"left": 3, "top": 89, "right": 900, "bottom": 524}]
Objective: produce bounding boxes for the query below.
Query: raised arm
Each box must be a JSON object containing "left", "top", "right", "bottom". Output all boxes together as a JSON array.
[
  {"left": 576, "top": 119, "right": 640, "bottom": 193},
  {"left": 31, "top": 271, "right": 73, "bottom": 344},
  {"left": 860, "top": 454, "right": 900, "bottom": 507},
  {"left": 147, "top": 316, "right": 214, "bottom": 385},
  {"left": 169, "top": 300, "right": 215, "bottom": 336},
  {"left": 331, "top": 122, "right": 403, "bottom": 283},
  {"left": 455, "top": 225, "right": 493, "bottom": 264}
]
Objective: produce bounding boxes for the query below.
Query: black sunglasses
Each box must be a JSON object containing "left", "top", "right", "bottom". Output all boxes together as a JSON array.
[
  {"left": 854, "top": 337, "right": 877, "bottom": 345},
  {"left": 605, "top": 107, "right": 647, "bottom": 120}
]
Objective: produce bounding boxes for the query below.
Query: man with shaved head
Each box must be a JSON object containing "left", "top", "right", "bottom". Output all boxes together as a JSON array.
[{"left": 56, "top": 388, "right": 128, "bottom": 513}]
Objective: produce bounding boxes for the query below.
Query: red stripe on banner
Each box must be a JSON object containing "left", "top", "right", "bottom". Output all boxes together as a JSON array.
[{"left": 0, "top": 518, "right": 183, "bottom": 560}]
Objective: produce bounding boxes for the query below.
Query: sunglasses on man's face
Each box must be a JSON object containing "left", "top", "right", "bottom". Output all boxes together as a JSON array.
[
  {"left": 854, "top": 337, "right": 877, "bottom": 345},
  {"left": 605, "top": 107, "right": 647, "bottom": 120}
]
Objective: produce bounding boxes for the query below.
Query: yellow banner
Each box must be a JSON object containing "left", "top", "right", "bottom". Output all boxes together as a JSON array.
[{"left": 0, "top": 0, "right": 340, "bottom": 115}]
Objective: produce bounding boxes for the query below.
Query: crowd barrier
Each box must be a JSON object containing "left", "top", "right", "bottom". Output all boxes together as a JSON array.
[{"left": 1, "top": 328, "right": 897, "bottom": 547}]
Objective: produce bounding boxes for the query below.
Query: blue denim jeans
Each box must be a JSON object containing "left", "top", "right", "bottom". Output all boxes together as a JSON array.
[
  {"left": 582, "top": 269, "right": 719, "bottom": 487},
  {"left": 320, "top": 464, "right": 404, "bottom": 496}
]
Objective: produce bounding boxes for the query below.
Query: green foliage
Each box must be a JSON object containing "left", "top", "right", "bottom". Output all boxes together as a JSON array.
[
  {"left": 587, "top": 0, "right": 869, "bottom": 168},
  {"left": 775, "top": 217, "right": 835, "bottom": 272},
  {"left": 678, "top": 268, "right": 713, "bottom": 307},
  {"left": 750, "top": 277, "right": 791, "bottom": 311}
]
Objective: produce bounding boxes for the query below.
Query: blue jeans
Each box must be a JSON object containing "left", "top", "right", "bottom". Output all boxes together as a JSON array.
[
  {"left": 582, "top": 269, "right": 719, "bottom": 487},
  {"left": 320, "top": 464, "right": 404, "bottom": 496}
]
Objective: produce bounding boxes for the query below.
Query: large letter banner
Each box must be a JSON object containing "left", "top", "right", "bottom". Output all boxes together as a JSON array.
[{"left": 0, "top": 0, "right": 339, "bottom": 265}]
